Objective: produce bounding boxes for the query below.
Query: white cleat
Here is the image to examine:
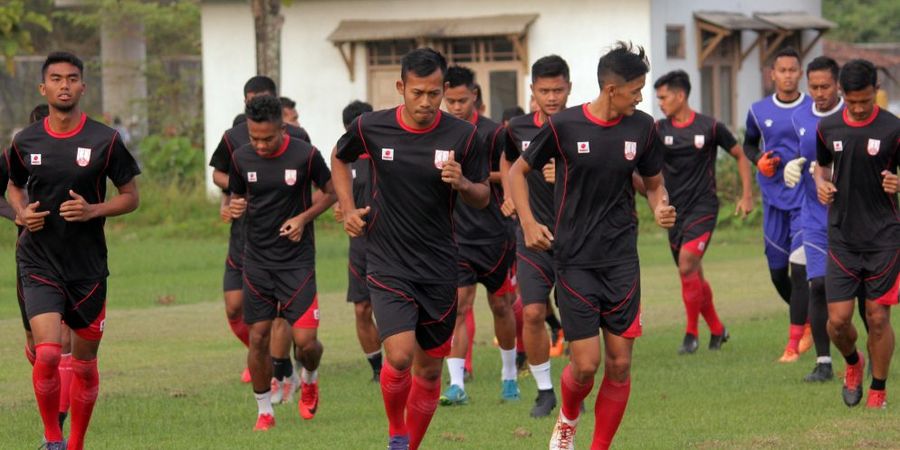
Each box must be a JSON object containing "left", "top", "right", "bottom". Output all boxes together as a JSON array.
[{"left": 549, "top": 413, "right": 577, "bottom": 450}]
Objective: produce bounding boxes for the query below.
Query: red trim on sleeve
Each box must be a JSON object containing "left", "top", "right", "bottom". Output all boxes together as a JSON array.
[
  {"left": 395, "top": 106, "right": 441, "bottom": 134},
  {"left": 672, "top": 110, "right": 696, "bottom": 129},
  {"left": 582, "top": 103, "right": 623, "bottom": 127},
  {"left": 43, "top": 113, "right": 87, "bottom": 139},
  {"left": 843, "top": 106, "right": 879, "bottom": 128}
]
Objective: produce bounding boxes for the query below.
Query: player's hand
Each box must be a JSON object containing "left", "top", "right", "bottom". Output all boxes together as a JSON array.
[
  {"left": 500, "top": 197, "right": 516, "bottom": 217},
  {"left": 783, "top": 157, "right": 806, "bottom": 188},
  {"left": 757, "top": 151, "right": 781, "bottom": 178},
  {"left": 522, "top": 220, "right": 553, "bottom": 252},
  {"left": 654, "top": 204, "right": 677, "bottom": 229},
  {"left": 219, "top": 202, "right": 232, "bottom": 223},
  {"left": 808, "top": 161, "right": 817, "bottom": 175},
  {"left": 59, "top": 190, "right": 96, "bottom": 222},
  {"left": 543, "top": 158, "right": 556, "bottom": 184},
  {"left": 333, "top": 202, "right": 344, "bottom": 223},
  {"left": 18, "top": 201, "right": 50, "bottom": 232},
  {"left": 441, "top": 151, "right": 468, "bottom": 190},
  {"left": 279, "top": 216, "right": 307, "bottom": 242},
  {"left": 735, "top": 194, "right": 753, "bottom": 219},
  {"left": 344, "top": 206, "right": 370, "bottom": 237},
  {"left": 883, "top": 170, "right": 899, "bottom": 194},
  {"left": 817, "top": 181, "right": 837, "bottom": 205},
  {"left": 229, "top": 197, "right": 247, "bottom": 219}
]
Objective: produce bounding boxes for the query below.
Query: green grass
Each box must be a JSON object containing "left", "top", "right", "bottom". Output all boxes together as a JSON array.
[{"left": 0, "top": 222, "right": 897, "bottom": 449}]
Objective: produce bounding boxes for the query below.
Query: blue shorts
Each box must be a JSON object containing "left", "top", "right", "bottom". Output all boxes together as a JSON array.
[
  {"left": 762, "top": 203, "right": 803, "bottom": 270},
  {"left": 801, "top": 195, "right": 828, "bottom": 280}
]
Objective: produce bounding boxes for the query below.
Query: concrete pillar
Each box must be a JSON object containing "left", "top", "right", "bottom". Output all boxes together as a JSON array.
[{"left": 100, "top": 17, "right": 148, "bottom": 146}]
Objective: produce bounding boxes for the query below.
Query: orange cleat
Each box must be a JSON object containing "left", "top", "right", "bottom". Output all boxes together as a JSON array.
[
  {"left": 241, "top": 367, "right": 252, "bottom": 383},
  {"left": 866, "top": 389, "right": 886, "bottom": 409},
  {"left": 298, "top": 381, "right": 319, "bottom": 420},
  {"left": 798, "top": 324, "right": 813, "bottom": 354},
  {"left": 254, "top": 413, "right": 275, "bottom": 431},
  {"left": 549, "top": 330, "right": 565, "bottom": 358},
  {"left": 778, "top": 347, "right": 799, "bottom": 363}
]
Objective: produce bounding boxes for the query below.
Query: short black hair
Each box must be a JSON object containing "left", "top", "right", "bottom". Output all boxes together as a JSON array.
[
  {"left": 445, "top": 65, "right": 476, "bottom": 90},
  {"left": 771, "top": 47, "right": 801, "bottom": 68},
  {"left": 280, "top": 96, "right": 296, "bottom": 109},
  {"left": 806, "top": 56, "right": 840, "bottom": 81},
  {"left": 243, "top": 76, "right": 277, "bottom": 96},
  {"left": 653, "top": 69, "right": 691, "bottom": 97},
  {"left": 597, "top": 41, "right": 649, "bottom": 87},
  {"left": 245, "top": 95, "right": 283, "bottom": 124},
  {"left": 839, "top": 59, "right": 878, "bottom": 93},
  {"left": 502, "top": 106, "right": 525, "bottom": 122},
  {"left": 473, "top": 83, "right": 484, "bottom": 108},
  {"left": 29, "top": 104, "right": 49, "bottom": 124},
  {"left": 342, "top": 100, "right": 373, "bottom": 127},
  {"left": 400, "top": 48, "right": 447, "bottom": 81},
  {"left": 41, "top": 52, "right": 84, "bottom": 80},
  {"left": 532, "top": 55, "right": 569, "bottom": 82}
]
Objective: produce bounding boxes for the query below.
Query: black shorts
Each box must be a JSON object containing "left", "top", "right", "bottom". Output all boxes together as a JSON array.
[
  {"left": 516, "top": 227, "right": 555, "bottom": 306},
  {"left": 826, "top": 248, "right": 899, "bottom": 306},
  {"left": 667, "top": 207, "right": 717, "bottom": 263},
  {"left": 367, "top": 274, "right": 456, "bottom": 358},
  {"left": 457, "top": 240, "right": 514, "bottom": 294},
  {"left": 555, "top": 261, "right": 642, "bottom": 341},
  {"left": 347, "top": 237, "right": 369, "bottom": 303},
  {"left": 223, "top": 255, "right": 243, "bottom": 292},
  {"left": 21, "top": 273, "right": 107, "bottom": 341},
  {"left": 16, "top": 265, "right": 29, "bottom": 332},
  {"left": 242, "top": 264, "right": 319, "bottom": 327}
]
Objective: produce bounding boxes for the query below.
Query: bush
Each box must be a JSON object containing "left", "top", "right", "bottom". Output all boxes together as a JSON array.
[{"left": 138, "top": 134, "right": 205, "bottom": 185}]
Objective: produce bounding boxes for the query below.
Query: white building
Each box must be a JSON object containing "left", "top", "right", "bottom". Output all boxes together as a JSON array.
[{"left": 201, "top": 0, "right": 833, "bottom": 194}]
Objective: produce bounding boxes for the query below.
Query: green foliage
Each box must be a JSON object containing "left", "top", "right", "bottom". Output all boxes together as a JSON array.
[
  {"left": 0, "top": 0, "right": 52, "bottom": 74},
  {"left": 139, "top": 135, "right": 205, "bottom": 184},
  {"left": 823, "top": 0, "right": 900, "bottom": 42}
]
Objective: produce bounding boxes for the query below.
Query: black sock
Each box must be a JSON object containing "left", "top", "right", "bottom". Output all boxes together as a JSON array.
[
  {"left": 770, "top": 268, "right": 791, "bottom": 304},
  {"left": 789, "top": 264, "right": 809, "bottom": 325},
  {"left": 545, "top": 313, "right": 562, "bottom": 331},
  {"left": 871, "top": 378, "right": 886, "bottom": 391},
  {"left": 844, "top": 350, "right": 860, "bottom": 366},
  {"left": 809, "top": 277, "right": 831, "bottom": 358},
  {"left": 272, "top": 357, "right": 292, "bottom": 381},
  {"left": 367, "top": 351, "right": 383, "bottom": 373}
]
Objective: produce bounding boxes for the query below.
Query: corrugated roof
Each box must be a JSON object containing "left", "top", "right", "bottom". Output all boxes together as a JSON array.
[
  {"left": 328, "top": 14, "right": 538, "bottom": 43},
  {"left": 694, "top": 11, "right": 774, "bottom": 31},
  {"left": 754, "top": 12, "right": 835, "bottom": 30}
]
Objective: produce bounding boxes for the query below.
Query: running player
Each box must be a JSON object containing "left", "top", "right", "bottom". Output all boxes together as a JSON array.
[
  {"left": 499, "top": 54, "right": 570, "bottom": 417},
  {"left": 228, "top": 95, "right": 335, "bottom": 429},
  {"left": 743, "top": 47, "right": 814, "bottom": 362},
  {"left": 439, "top": 65, "right": 518, "bottom": 405},
  {"left": 509, "top": 42, "right": 676, "bottom": 450},
  {"left": 280, "top": 96, "right": 301, "bottom": 127},
  {"left": 815, "top": 59, "right": 899, "bottom": 408},
  {"left": 783, "top": 56, "right": 845, "bottom": 381},
  {"left": 332, "top": 48, "right": 489, "bottom": 450},
  {"left": 653, "top": 70, "right": 753, "bottom": 354},
  {"left": 7, "top": 51, "right": 141, "bottom": 450}
]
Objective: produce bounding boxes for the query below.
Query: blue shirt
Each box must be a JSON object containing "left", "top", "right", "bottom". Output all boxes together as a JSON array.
[{"left": 791, "top": 98, "right": 844, "bottom": 231}]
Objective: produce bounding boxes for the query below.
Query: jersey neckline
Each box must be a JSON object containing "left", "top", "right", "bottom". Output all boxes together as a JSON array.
[
  {"left": 771, "top": 92, "right": 806, "bottom": 109},
  {"left": 843, "top": 105, "right": 879, "bottom": 128},
  {"left": 396, "top": 106, "right": 442, "bottom": 134},
  {"left": 260, "top": 134, "right": 290, "bottom": 159},
  {"left": 671, "top": 110, "right": 696, "bottom": 128},
  {"left": 813, "top": 97, "right": 844, "bottom": 118},
  {"left": 43, "top": 112, "right": 87, "bottom": 139},
  {"left": 582, "top": 103, "right": 623, "bottom": 127}
]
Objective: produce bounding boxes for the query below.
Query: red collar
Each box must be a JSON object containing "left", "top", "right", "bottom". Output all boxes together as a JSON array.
[
  {"left": 843, "top": 106, "right": 879, "bottom": 128},
  {"left": 396, "top": 106, "right": 441, "bottom": 134},
  {"left": 44, "top": 113, "right": 87, "bottom": 139},
  {"left": 259, "top": 134, "right": 290, "bottom": 159},
  {"left": 582, "top": 103, "right": 623, "bottom": 127}
]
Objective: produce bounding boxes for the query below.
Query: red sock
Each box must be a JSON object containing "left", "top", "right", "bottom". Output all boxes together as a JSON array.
[
  {"left": 68, "top": 357, "right": 100, "bottom": 450},
  {"left": 33, "top": 343, "right": 63, "bottom": 442},
  {"left": 59, "top": 353, "right": 73, "bottom": 416},
  {"left": 380, "top": 363, "right": 411, "bottom": 438},
  {"left": 464, "top": 309, "right": 475, "bottom": 373},
  {"left": 25, "top": 344, "right": 36, "bottom": 366},
  {"left": 591, "top": 376, "right": 631, "bottom": 450},
  {"left": 513, "top": 296, "right": 525, "bottom": 352},
  {"left": 680, "top": 272, "right": 704, "bottom": 336},
  {"left": 227, "top": 316, "right": 250, "bottom": 348},
  {"left": 560, "top": 364, "right": 594, "bottom": 422},
  {"left": 788, "top": 324, "right": 804, "bottom": 352},
  {"left": 699, "top": 280, "right": 725, "bottom": 335},
  {"left": 406, "top": 375, "right": 441, "bottom": 450}
]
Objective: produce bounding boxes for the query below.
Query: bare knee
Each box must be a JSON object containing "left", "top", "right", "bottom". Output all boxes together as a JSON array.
[
  {"left": 604, "top": 354, "right": 632, "bottom": 381},
  {"left": 248, "top": 323, "right": 271, "bottom": 350},
  {"left": 866, "top": 306, "right": 891, "bottom": 336},
  {"left": 354, "top": 301, "right": 373, "bottom": 322},
  {"left": 523, "top": 305, "right": 546, "bottom": 327},
  {"left": 487, "top": 294, "right": 511, "bottom": 317}
]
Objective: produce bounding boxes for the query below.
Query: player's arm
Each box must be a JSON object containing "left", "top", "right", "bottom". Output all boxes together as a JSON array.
[
  {"left": 632, "top": 172, "right": 647, "bottom": 197},
  {"left": 641, "top": 174, "right": 676, "bottom": 228},
  {"left": 881, "top": 141, "right": 899, "bottom": 194},
  {"left": 60, "top": 179, "right": 139, "bottom": 222},
  {"left": 281, "top": 151, "right": 336, "bottom": 242},
  {"left": 446, "top": 129, "right": 489, "bottom": 209},
  {"left": 333, "top": 121, "right": 370, "bottom": 237},
  {"left": 499, "top": 130, "right": 517, "bottom": 216},
  {"left": 6, "top": 144, "right": 48, "bottom": 230},
  {"left": 0, "top": 194, "right": 13, "bottom": 221},
  {"left": 509, "top": 157, "right": 552, "bottom": 251},
  {"left": 814, "top": 127, "right": 836, "bottom": 205},
  {"left": 729, "top": 144, "right": 754, "bottom": 217},
  {"left": 742, "top": 111, "right": 763, "bottom": 164},
  {"left": 212, "top": 170, "right": 229, "bottom": 190}
]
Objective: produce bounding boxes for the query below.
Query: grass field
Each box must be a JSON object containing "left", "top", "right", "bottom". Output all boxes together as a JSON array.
[{"left": 0, "top": 220, "right": 898, "bottom": 449}]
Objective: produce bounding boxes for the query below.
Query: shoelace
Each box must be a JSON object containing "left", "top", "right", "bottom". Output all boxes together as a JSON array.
[
  {"left": 558, "top": 423, "right": 575, "bottom": 449},
  {"left": 846, "top": 362, "right": 862, "bottom": 389}
]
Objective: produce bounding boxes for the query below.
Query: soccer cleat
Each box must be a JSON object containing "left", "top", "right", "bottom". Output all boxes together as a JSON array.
[
  {"left": 778, "top": 347, "right": 799, "bottom": 363},
  {"left": 678, "top": 333, "right": 699, "bottom": 355},
  {"left": 439, "top": 384, "right": 469, "bottom": 406},
  {"left": 387, "top": 434, "right": 410, "bottom": 450},
  {"left": 842, "top": 354, "right": 865, "bottom": 407},
  {"left": 866, "top": 389, "right": 886, "bottom": 409},
  {"left": 709, "top": 329, "right": 730, "bottom": 350},
  {"left": 241, "top": 367, "right": 252, "bottom": 383},
  {"left": 40, "top": 440, "right": 66, "bottom": 450},
  {"left": 798, "top": 324, "right": 813, "bottom": 354},
  {"left": 502, "top": 379, "right": 521, "bottom": 401},
  {"left": 549, "top": 414, "right": 577, "bottom": 449},
  {"left": 549, "top": 330, "right": 565, "bottom": 358},
  {"left": 298, "top": 381, "right": 319, "bottom": 420},
  {"left": 803, "top": 363, "right": 834, "bottom": 382},
  {"left": 253, "top": 413, "right": 275, "bottom": 431},
  {"left": 280, "top": 372, "right": 300, "bottom": 404},
  {"left": 270, "top": 379, "right": 285, "bottom": 404},
  {"left": 530, "top": 389, "right": 557, "bottom": 418}
]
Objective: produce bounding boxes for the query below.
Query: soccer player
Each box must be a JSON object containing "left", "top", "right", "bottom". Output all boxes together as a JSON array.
[
  {"left": 815, "top": 59, "right": 899, "bottom": 408},
  {"left": 783, "top": 56, "right": 845, "bottom": 381},
  {"left": 653, "top": 70, "right": 753, "bottom": 354},
  {"left": 439, "top": 65, "right": 518, "bottom": 405},
  {"left": 8, "top": 51, "right": 141, "bottom": 450},
  {"left": 499, "top": 54, "right": 571, "bottom": 417},
  {"left": 509, "top": 42, "right": 675, "bottom": 449},
  {"left": 333, "top": 99, "right": 383, "bottom": 381},
  {"left": 743, "top": 47, "right": 814, "bottom": 362},
  {"left": 228, "top": 95, "right": 335, "bottom": 429},
  {"left": 332, "top": 48, "right": 489, "bottom": 450},
  {"left": 280, "top": 96, "right": 301, "bottom": 127}
]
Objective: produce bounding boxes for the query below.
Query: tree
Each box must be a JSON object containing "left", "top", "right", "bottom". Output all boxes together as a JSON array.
[
  {"left": 0, "top": 0, "right": 52, "bottom": 74},
  {"left": 251, "top": 0, "right": 284, "bottom": 87},
  {"left": 824, "top": 0, "right": 900, "bottom": 42}
]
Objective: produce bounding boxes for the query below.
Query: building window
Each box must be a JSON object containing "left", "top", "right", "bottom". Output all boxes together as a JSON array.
[
  {"left": 367, "top": 40, "right": 416, "bottom": 66},
  {"left": 666, "top": 25, "right": 685, "bottom": 59},
  {"left": 698, "top": 30, "right": 739, "bottom": 128}
]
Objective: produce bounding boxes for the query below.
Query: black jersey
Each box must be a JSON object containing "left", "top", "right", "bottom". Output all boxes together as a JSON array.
[
  {"left": 1, "top": 149, "right": 8, "bottom": 198},
  {"left": 229, "top": 135, "right": 331, "bottom": 269},
  {"left": 656, "top": 111, "right": 737, "bottom": 213},
  {"left": 454, "top": 112, "right": 507, "bottom": 244},
  {"left": 522, "top": 104, "right": 663, "bottom": 268},
  {"left": 816, "top": 106, "right": 900, "bottom": 251},
  {"left": 335, "top": 106, "right": 485, "bottom": 283},
  {"left": 8, "top": 114, "right": 141, "bottom": 281},
  {"left": 503, "top": 112, "right": 555, "bottom": 228}
]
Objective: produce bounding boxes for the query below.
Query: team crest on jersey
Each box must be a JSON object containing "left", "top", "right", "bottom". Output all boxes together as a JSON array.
[
  {"left": 285, "top": 169, "right": 297, "bottom": 186},
  {"left": 624, "top": 141, "right": 637, "bottom": 160},
  {"left": 248, "top": 171, "right": 257, "bottom": 182},
  {"left": 833, "top": 141, "right": 843, "bottom": 152},
  {"left": 577, "top": 141, "right": 590, "bottom": 154},
  {"left": 867, "top": 139, "right": 881, "bottom": 156},
  {"left": 382, "top": 148, "right": 394, "bottom": 161},
  {"left": 521, "top": 141, "right": 531, "bottom": 151},
  {"left": 764, "top": 119, "right": 773, "bottom": 128},
  {"left": 76, "top": 147, "right": 91, "bottom": 167},
  {"left": 664, "top": 135, "right": 674, "bottom": 146},
  {"left": 799, "top": 128, "right": 806, "bottom": 136},
  {"left": 30, "top": 154, "right": 42, "bottom": 165},
  {"left": 694, "top": 135, "right": 705, "bottom": 149},
  {"left": 434, "top": 150, "right": 451, "bottom": 169}
]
